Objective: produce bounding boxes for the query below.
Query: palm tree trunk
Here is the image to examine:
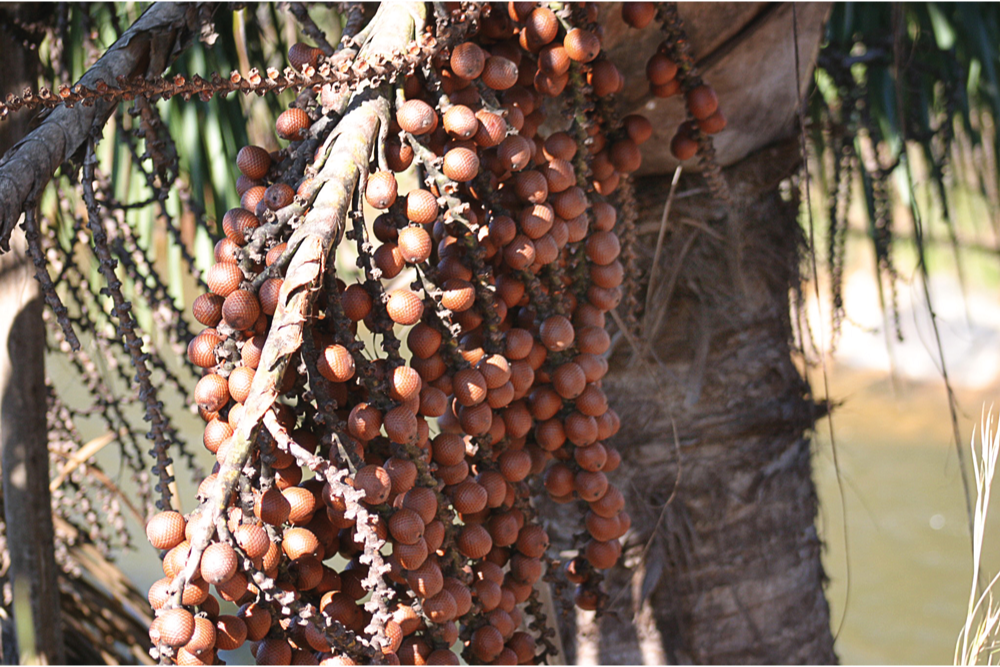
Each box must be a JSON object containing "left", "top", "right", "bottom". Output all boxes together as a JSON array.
[{"left": 545, "top": 138, "right": 835, "bottom": 664}]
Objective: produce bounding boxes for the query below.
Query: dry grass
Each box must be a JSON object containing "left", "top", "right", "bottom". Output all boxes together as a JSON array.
[{"left": 956, "top": 408, "right": 1000, "bottom": 665}]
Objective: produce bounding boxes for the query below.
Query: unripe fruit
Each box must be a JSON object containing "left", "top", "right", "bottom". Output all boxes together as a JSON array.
[{"left": 276, "top": 107, "right": 311, "bottom": 141}]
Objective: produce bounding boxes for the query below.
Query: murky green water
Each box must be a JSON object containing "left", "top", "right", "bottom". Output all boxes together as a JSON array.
[{"left": 814, "top": 368, "right": 1000, "bottom": 665}]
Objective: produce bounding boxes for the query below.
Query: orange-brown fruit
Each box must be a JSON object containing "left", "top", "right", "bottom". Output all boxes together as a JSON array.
[
  {"left": 366, "top": 171, "right": 398, "bottom": 209},
  {"left": 401, "top": 486, "right": 438, "bottom": 525},
  {"left": 387, "top": 290, "right": 424, "bottom": 326},
  {"left": 424, "top": 589, "right": 457, "bottom": 623},
  {"left": 241, "top": 185, "right": 266, "bottom": 212},
  {"left": 222, "top": 290, "right": 260, "bottom": 331},
  {"left": 585, "top": 230, "right": 621, "bottom": 266},
  {"left": 646, "top": 53, "right": 678, "bottom": 86},
  {"left": 235, "top": 523, "right": 270, "bottom": 560},
  {"left": 285, "top": 487, "right": 317, "bottom": 524},
  {"left": 452, "top": 479, "right": 488, "bottom": 514},
  {"left": 318, "top": 344, "right": 355, "bottom": 383},
  {"left": 237, "top": 146, "right": 271, "bottom": 180},
  {"left": 451, "top": 42, "right": 486, "bottom": 79},
  {"left": 443, "top": 105, "right": 479, "bottom": 140},
  {"left": 563, "top": 28, "right": 601, "bottom": 63},
  {"left": 257, "top": 486, "right": 291, "bottom": 526},
  {"left": 240, "top": 603, "right": 273, "bottom": 643},
  {"left": 374, "top": 242, "right": 405, "bottom": 279},
  {"left": 584, "top": 538, "right": 621, "bottom": 569},
  {"left": 155, "top": 608, "right": 196, "bottom": 647},
  {"left": 671, "top": 122, "right": 699, "bottom": 161},
  {"left": 497, "top": 135, "right": 533, "bottom": 173},
  {"left": 610, "top": 138, "right": 642, "bottom": 173},
  {"left": 687, "top": 84, "right": 719, "bottom": 120},
  {"left": 397, "top": 226, "right": 432, "bottom": 264},
  {"left": 386, "top": 136, "right": 414, "bottom": 172},
  {"left": 389, "top": 508, "right": 425, "bottom": 546},
  {"left": 257, "top": 638, "right": 293, "bottom": 665},
  {"left": 384, "top": 405, "right": 418, "bottom": 445},
  {"left": 471, "top": 624, "right": 504, "bottom": 662},
  {"left": 276, "top": 107, "right": 311, "bottom": 141},
  {"left": 482, "top": 56, "right": 519, "bottom": 90},
  {"left": 407, "top": 322, "right": 442, "bottom": 360},
  {"left": 457, "top": 523, "right": 493, "bottom": 559},
  {"left": 355, "top": 465, "right": 392, "bottom": 505},
  {"left": 442, "top": 146, "right": 480, "bottom": 182},
  {"left": 206, "top": 262, "right": 243, "bottom": 298},
  {"left": 265, "top": 183, "right": 295, "bottom": 210},
  {"left": 194, "top": 374, "right": 229, "bottom": 413},
  {"left": 538, "top": 43, "right": 570, "bottom": 75},
  {"left": 341, "top": 283, "right": 373, "bottom": 321},
  {"left": 283, "top": 527, "right": 320, "bottom": 560},
  {"left": 622, "top": 2, "right": 656, "bottom": 28},
  {"left": 146, "top": 510, "right": 186, "bottom": 551},
  {"left": 347, "top": 402, "right": 382, "bottom": 442},
  {"left": 201, "top": 541, "right": 238, "bottom": 585},
  {"left": 524, "top": 7, "right": 558, "bottom": 48},
  {"left": 397, "top": 99, "right": 437, "bottom": 136},
  {"left": 405, "top": 189, "right": 439, "bottom": 225},
  {"left": 589, "top": 60, "right": 622, "bottom": 97},
  {"left": 215, "top": 614, "right": 247, "bottom": 651},
  {"left": 698, "top": 109, "right": 727, "bottom": 134}
]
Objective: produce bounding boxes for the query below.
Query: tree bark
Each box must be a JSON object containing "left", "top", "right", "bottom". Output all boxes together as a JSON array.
[
  {"left": 0, "top": 8, "right": 64, "bottom": 663},
  {"left": 546, "top": 140, "right": 835, "bottom": 665}
]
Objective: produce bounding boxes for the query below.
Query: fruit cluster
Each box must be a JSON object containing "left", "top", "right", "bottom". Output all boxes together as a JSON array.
[{"left": 144, "top": 3, "right": 717, "bottom": 665}]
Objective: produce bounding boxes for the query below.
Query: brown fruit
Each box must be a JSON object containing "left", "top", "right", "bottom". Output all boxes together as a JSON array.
[
  {"left": 257, "top": 638, "right": 293, "bottom": 665},
  {"left": 623, "top": 2, "right": 656, "bottom": 28},
  {"left": 406, "top": 559, "right": 443, "bottom": 599},
  {"left": 610, "top": 139, "right": 642, "bottom": 174},
  {"left": 146, "top": 511, "right": 187, "bottom": 551},
  {"left": 206, "top": 262, "right": 243, "bottom": 298},
  {"left": 194, "top": 374, "right": 230, "bottom": 412},
  {"left": 235, "top": 523, "right": 270, "bottom": 560},
  {"left": 318, "top": 344, "right": 355, "bottom": 383},
  {"left": 265, "top": 182, "right": 295, "bottom": 210},
  {"left": 442, "top": 146, "right": 480, "bottom": 182},
  {"left": 241, "top": 185, "right": 266, "bottom": 212},
  {"left": 366, "top": 171, "right": 398, "bottom": 209},
  {"left": 389, "top": 508, "right": 425, "bottom": 545},
  {"left": 457, "top": 523, "right": 493, "bottom": 559},
  {"left": 222, "top": 290, "right": 260, "bottom": 331},
  {"left": 237, "top": 146, "right": 271, "bottom": 180},
  {"left": 355, "top": 465, "right": 392, "bottom": 504},
  {"left": 698, "top": 109, "right": 727, "bottom": 134},
  {"left": 156, "top": 608, "right": 196, "bottom": 647},
  {"left": 386, "top": 136, "right": 414, "bottom": 172},
  {"left": 348, "top": 403, "right": 383, "bottom": 441},
  {"left": 589, "top": 60, "right": 621, "bottom": 97},
  {"left": 471, "top": 624, "right": 504, "bottom": 662},
  {"left": 341, "top": 283, "right": 373, "bottom": 321},
  {"left": 384, "top": 405, "right": 418, "bottom": 444},
  {"left": 482, "top": 56, "right": 519, "bottom": 90},
  {"left": 387, "top": 290, "right": 424, "bottom": 326},
  {"left": 276, "top": 107, "right": 311, "bottom": 140},
  {"left": 424, "top": 589, "right": 457, "bottom": 623},
  {"left": 201, "top": 541, "right": 238, "bottom": 585},
  {"left": 405, "top": 189, "right": 439, "bottom": 225},
  {"left": 215, "top": 614, "right": 247, "bottom": 651},
  {"left": 563, "top": 28, "right": 601, "bottom": 63},
  {"left": 397, "top": 99, "right": 437, "bottom": 135},
  {"left": 443, "top": 105, "right": 479, "bottom": 139},
  {"left": 687, "top": 84, "right": 719, "bottom": 120},
  {"left": 646, "top": 53, "right": 678, "bottom": 86},
  {"left": 401, "top": 486, "right": 438, "bottom": 525},
  {"left": 397, "top": 226, "right": 432, "bottom": 264},
  {"left": 451, "top": 42, "right": 486, "bottom": 79},
  {"left": 288, "top": 42, "right": 323, "bottom": 71},
  {"left": 257, "top": 487, "right": 291, "bottom": 525}
]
